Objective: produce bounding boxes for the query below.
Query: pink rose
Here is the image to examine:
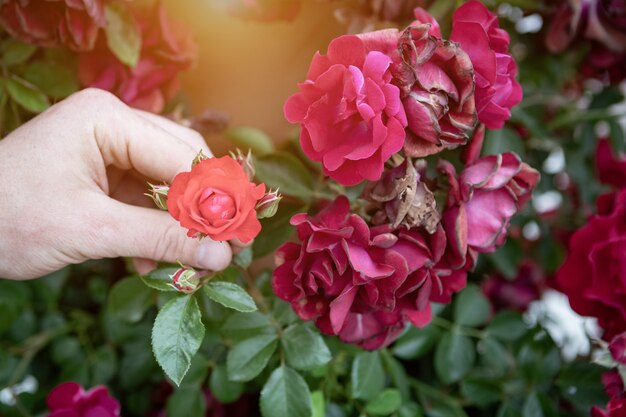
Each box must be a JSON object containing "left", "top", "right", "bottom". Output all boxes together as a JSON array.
[
  {"left": 46, "top": 382, "right": 120, "bottom": 417},
  {"left": 440, "top": 153, "right": 539, "bottom": 268},
  {"left": 393, "top": 20, "right": 477, "bottom": 157},
  {"left": 79, "top": 3, "right": 196, "bottom": 113},
  {"left": 0, "top": 0, "right": 105, "bottom": 51},
  {"left": 556, "top": 190, "right": 626, "bottom": 340},
  {"left": 596, "top": 138, "right": 626, "bottom": 188},
  {"left": 450, "top": 1, "right": 523, "bottom": 129},
  {"left": 272, "top": 196, "right": 464, "bottom": 350},
  {"left": 284, "top": 31, "right": 408, "bottom": 186}
]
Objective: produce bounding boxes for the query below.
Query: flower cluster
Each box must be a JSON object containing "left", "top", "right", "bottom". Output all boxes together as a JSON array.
[{"left": 276, "top": 2, "right": 537, "bottom": 350}]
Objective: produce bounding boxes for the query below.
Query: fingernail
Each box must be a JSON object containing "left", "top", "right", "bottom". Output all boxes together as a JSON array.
[{"left": 196, "top": 239, "right": 232, "bottom": 271}]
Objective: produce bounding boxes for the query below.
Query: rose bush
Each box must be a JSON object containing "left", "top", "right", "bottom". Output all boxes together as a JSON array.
[
  {"left": 167, "top": 156, "right": 266, "bottom": 243},
  {"left": 46, "top": 382, "right": 120, "bottom": 417}
]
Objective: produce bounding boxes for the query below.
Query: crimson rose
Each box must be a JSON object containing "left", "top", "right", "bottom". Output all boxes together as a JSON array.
[
  {"left": 167, "top": 156, "right": 265, "bottom": 244},
  {"left": 46, "top": 382, "right": 120, "bottom": 417}
]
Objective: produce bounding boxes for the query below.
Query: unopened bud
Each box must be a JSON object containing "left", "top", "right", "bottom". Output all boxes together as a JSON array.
[
  {"left": 192, "top": 149, "right": 210, "bottom": 167},
  {"left": 146, "top": 183, "right": 170, "bottom": 211},
  {"left": 169, "top": 267, "right": 201, "bottom": 294},
  {"left": 229, "top": 149, "right": 255, "bottom": 181},
  {"left": 256, "top": 189, "right": 282, "bottom": 219}
]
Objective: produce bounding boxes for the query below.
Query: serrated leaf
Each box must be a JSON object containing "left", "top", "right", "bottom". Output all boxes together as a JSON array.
[
  {"left": 392, "top": 325, "right": 441, "bottom": 360},
  {"left": 260, "top": 366, "right": 312, "bottom": 417},
  {"left": 453, "top": 284, "right": 490, "bottom": 327},
  {"left": 221, "top": 311, "right": 274, "bottom": 339},
  {"left": 141, "top": 268, "right": 178, "bottom": 291},
  {"left": 20, "top": 60, "right": 79, "bottom": 99},
  {"left": 351, "top": 351, "right": 384, "bottom": 400},
  {"left": 104, "top": 2, "right": 141, "bottom": 67},
  {"left": 255, "top": 152, "right": 314, "bottom": 202},
  {"left": 282, "top": 324, "right": 331, "bottom": 370},
  {"left": 227, "top": 334, "right": 278, "bottom": 382},
  {"left": 107, "top": 277, "right": 154, "bottom": 323},
  {"left": 204, "top": 281, "right": 257, "bottom": 312},
  {"left": 209, "top": 365, "right": 244, "bottom": 404},
  {"left": 1, "top": 40, "right": 37, "bottom": 66},
  {"left": 224, "top": 126, "right": 274, "bottom": 155},
  {"left": 365, "top": 389, "right": 402, "bottom": 415},
  {"left": 152, "top": 296, "right": 205, "bottom": 386},
  {"left": 6, "top": 76, "right": 49, "bottom": 113},
  {"left": 434, "top": 331, "right": 475, "bottom": 385}
]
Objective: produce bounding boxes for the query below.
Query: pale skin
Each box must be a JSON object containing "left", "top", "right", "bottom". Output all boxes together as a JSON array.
[{"left": 0, "top": 88, "right": 237, "bottom": 280}]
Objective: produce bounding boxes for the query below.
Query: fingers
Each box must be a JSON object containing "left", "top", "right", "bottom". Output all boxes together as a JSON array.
[{"left": 95, "top": 198, "right": 233, "bottom": 271}]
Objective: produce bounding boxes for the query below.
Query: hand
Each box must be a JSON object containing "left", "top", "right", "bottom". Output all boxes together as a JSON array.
[{"left": 0, "top": 88, "right": 234, "bottom": 280}]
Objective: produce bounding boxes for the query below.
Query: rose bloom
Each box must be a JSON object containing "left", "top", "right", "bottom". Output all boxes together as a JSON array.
[
  {"left": 581, "top": 47, "right": 626, "bottom": 83},
  {"left": 229, "top": 0, "right": 301, "bottom": 22},
  {"left": 450, "top": 1, "right": 522, "bottom": 129},
  {"left": 610, "top": 331, "right": 626, "bottom": 364},
  {"left": 167, "top": 156, "right": 266, "bottom": 243},
  {"left": 272, "top": 196, "right": 465, "bottom": 350},
  {"left": 46, "top": 382, "right": 120, "bottom": 417},
  {"left": 556, "top": 189, "right": 626, "bottom": 340},
  {"left": 394, "top": 12, "right": 476, "bottom": 157},
  {"left": 284, "top": 31, "right": 408, "bottom": 186},
  {"left": 79, "top": 3, "right": 196, "bottom": 113},
  {"left": 593, "top": 398, "right": 626, "bottom": 417},
  {"left": 596, "top": 138, "right": 626, "bottom": 188},
  {"left": 439, "top": 152, "right": 539, "bottom": 268},
  {"left": 482, "top": 262, "right": 544, "bottom": 312},
  {"left": 0, "top": 0, "right": 106, "bottom": 51}
]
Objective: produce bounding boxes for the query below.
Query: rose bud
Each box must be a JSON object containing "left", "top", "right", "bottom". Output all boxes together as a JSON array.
[
  {"left": 229, "top": 149, "right": 256, "bottom": 181},
  {"left": 610, "top": 332, "right": 626, "bottom": 365},
  {"left": 192, "top": 149, "right": 210, "bottom": 167},
  {"left": 170, "top": 267, "right": 201, "bottom": 294},
  {"left": 146, "top": 183, "right": 170, "bottom": 211},
  {"left": 256, "top": 189, "right": 282, "bottom": 219}
]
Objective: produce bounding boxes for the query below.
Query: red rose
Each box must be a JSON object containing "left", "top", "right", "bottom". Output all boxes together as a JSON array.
[
  {"left": 46, "top": 382, "right": 120, "bottom": 417},
  {"left": 610, "top": 332, "right": 626, "bottom": 365},
  {"left": 593, "top": 398, "right": 626, "bottom": 417},
  {"left": 450, "top": 1, "right": 522, "bottom": 129},
  {"left": 596, "top": 138, "right": 626, "bottom": 189},
  {"left": 556, "top": 189, "right": 626, "bottom": 340},
  {"left": 0, "top": 0, "right": 106, "bottom": 51},
  {"left": 167, "top": 156, "right": 265, "bottom": 244},
  {"left": 78, "top": 3, "right": 196, "bottom": 113},
  {"left": 481, "top": 262, "right": 544, "bottom": 312}
]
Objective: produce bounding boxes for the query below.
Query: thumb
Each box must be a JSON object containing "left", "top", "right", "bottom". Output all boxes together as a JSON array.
[{"left": 94, "top": 198, "right": 232, "bottom": 271}]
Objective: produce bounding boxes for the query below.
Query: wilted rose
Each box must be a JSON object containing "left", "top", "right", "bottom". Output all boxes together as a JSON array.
[
  {"left": 46, "top": 382, "right": 120, "bottom": 417},
  {"left": 78, "top": 3, "right": 196, "bottom": 113},
  {"left": 284, "top": 31, "right": 408, "bottom": 185},
  {"left": 450, "top": 1, "right": 522, "bottom": 129},
  {"left": 0, "top": 0, "right": 106, "bottom": 51}
]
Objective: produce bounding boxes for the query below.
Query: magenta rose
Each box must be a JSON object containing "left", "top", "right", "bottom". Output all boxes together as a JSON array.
[
  {"left": 593, "top": 398, "right": 626, "bottom": 417},
  {"left": 556, "top": 189, "right": 626, "bottom": 340},
  {"left": 481, "top": 262, "right": 544, "bottom": 312},
  {"left": 439, "top": 153, "right": 540, "bottom": 268},
  {"left": 0, "top": 0, "right": 105, "bottom": 51},
  {"left": 596, "top": 138, "right": 626, "bottom": 189},
  {"left": 450, "top": 1, "right": 522, "bottom": 129},
  {"left": 46, "top": 382, "right": 120, "bottom": 417},
  {"left": 284, "top": 31, "right": 408, "bottom": 186},
  {"left": 393, "top": 18, "right": 477, "bottom": 157},
  {"left": 610, "top": 332, "right": 626, "bottom": 365},
  {"left": 79, "top": 3, "right": 196, "bottom": 113},
  {"left": 272, "top": 196, "right": 458, "bottom": 350}
]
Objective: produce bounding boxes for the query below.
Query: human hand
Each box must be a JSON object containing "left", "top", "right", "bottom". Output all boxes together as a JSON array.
[{"left": 0, "top": 89, "right": 234, "bottom": 280}]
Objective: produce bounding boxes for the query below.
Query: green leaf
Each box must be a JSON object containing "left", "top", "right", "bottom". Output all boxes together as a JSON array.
[
  {"left": 107, "top": 277, "right": 154, "bottom": 323},
  {"left": 166, "top": 386, "right": 206, "bottom": 417},
  {"left": 224, "top": 126, "right": 275, "bottom": 155},
  {"left": 460, "top": 378, "right": 501, "bottom": 406},
  {"left": 209, "top": 365, "right": 244, "bottom": 404},
  {"left": 486, "top": 239, "right": 523, "bottom": 279},
  {"left": 282, "top": 324, "right": 331, "bottom": 370},
  {"left": 204, "top": 281, "right": 257, "bottom": 312},
  {"left": 141, "top": 268, "right": 178, "bottom": 291},
  {"left": 91, "top": 346, "right": 118, "bottom": 385},
  {"left": 365, "top": 389, "right": 402, "bottom": 416},
  {"left": 221, "top": 311, "right": 274, "bottom": 339},
  {"left": 1, "top": 40, "right": 37, "bottom": 66},
  {"left": 481, "top": 127, "right": 526, "bottom": 159},
  {"left": 260, "top": 366, "right": 312, "bottom": 417},
  {"left": 227, "top": 334, "right": 278, "bottom": 382},
  {"left": 351, "top": 351, "right": 385, "bottom": 400},
  {"left": 180, "top": 355, "right": 209, "bottom": 386},
  {"left": 6, "top": 76, "right": 49, "bottom": 113},
  {"left": 253, "top": 202, "right": 301, "bottom": 258},
  {"left": 233, "top": 247, "right": 253, "bottom": 269},
  {"left": 392, "top": 325, "right": 441, "bottom": 360},
  {"left": 104, "top": 2, "right": 141, "bottom": 67},
  {"left": 311, "top": 391, "right": 325, "bottom": 417},
  {"left": 414, "top": 380, "right": 468, "bottom": 417},
  {"left": 20, "top": 60, "right": 79, "bottom": 99},
  {"left": 453, "top": 285, "right": 490, "bottom": 327},
  {"left": 486, "top": 311, "right": 528, "bottom": 341},
  {"left": 434, "top": 331, "right": 475, "bottom": 384},
  {"left": 557, "top": 363, "right": 608, "bottom": 414},
  {"left": 381, "top": 350, "right": 411, "bottom": 401},
  {"left": 152, "top": 296, "right": 205, "bottom": 386},
  {"left": 255, "top": 152, "right": 314, "bottom": 202},
  {"left": 522, "top": 392, "right": 542, "bottom": 417}
]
